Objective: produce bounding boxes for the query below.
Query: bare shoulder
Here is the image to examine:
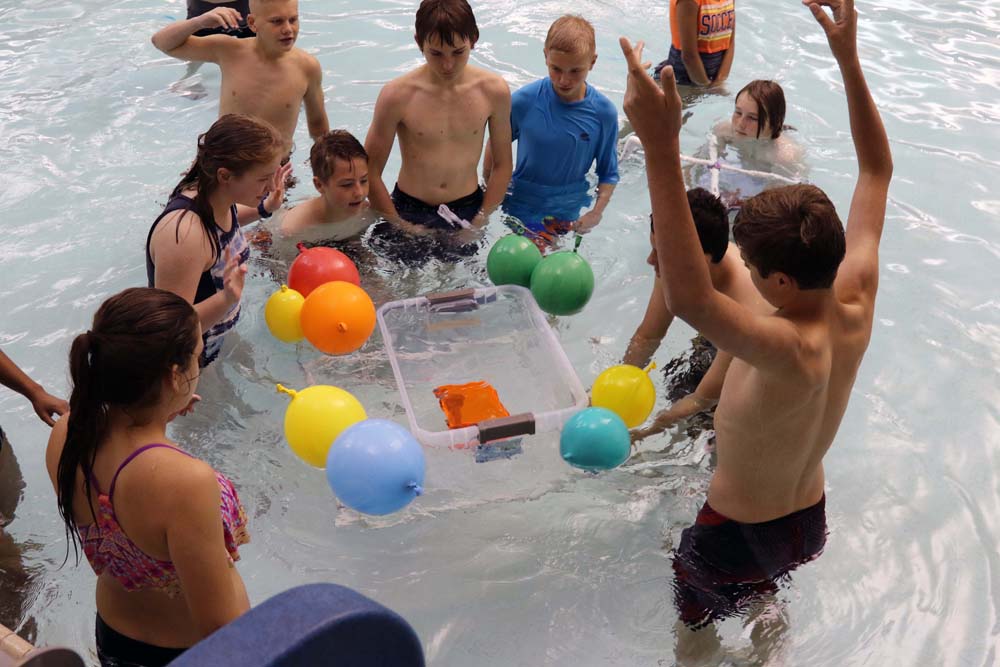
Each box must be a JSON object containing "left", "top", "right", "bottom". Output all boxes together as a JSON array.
[
  {"left": 294, "top": 48, "right": 322, "bottom": 76},
  {"left": 142, "top": 447, "right": 220, "bottom": 507},
  {"left": 377, "top": 73, "right": 420, "bottom": 106},
  {"left": 153, "top": 208, "right": 211, "bottom": 250},
  {"left": 45, "top": 414, "right": 70, "bottom": 485},
  {"left": 472, "top": 67, "right": 510, "bottom": 98}
]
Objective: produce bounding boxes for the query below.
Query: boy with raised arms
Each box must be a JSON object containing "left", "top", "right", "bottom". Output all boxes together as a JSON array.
[
  {"left": 620, "top": 0, "right": 892, "bottom": 651},
  {"left": 485, "top": 15, "right": 619, "bottom": 246},
  {"left": 152, "top": 0, "right": 329, "bottom": 151},
  {"left": 364, "top": 0, "right": 512, "bottom": 236}
]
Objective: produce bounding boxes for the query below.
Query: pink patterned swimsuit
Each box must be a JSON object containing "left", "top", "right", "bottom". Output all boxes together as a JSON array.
[{"left": 78, "top": 443, "right": 250, "bottom": 597}]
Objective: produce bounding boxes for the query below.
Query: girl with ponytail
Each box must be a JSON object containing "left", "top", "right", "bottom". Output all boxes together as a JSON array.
[
  {"left": 146, "top": 113, "right": 288, "bottom": 367},
  {"left": 46, "top": 288, "right": 250, "bottom": 666}
]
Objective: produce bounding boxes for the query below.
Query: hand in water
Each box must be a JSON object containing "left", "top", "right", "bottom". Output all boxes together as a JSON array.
[
  {"left": 803, "top": 0, "right": 858, "bottom": 62},
  {"left": 619, "top": 37, "right": 682, "bottom": 147},
  {"left": 573, "top": 210, "right": 602, "bottom": 234},
  {"left": 222, "top": 246, "right": 247, "bottom": 306},
  {"left": 262, "top": 162, "right": 293, "bottom": 215},
  {"left": 199, "top": 7, "right": 242, "bottom": 31},
  {"left": 29, "top": 388, "right": 69, "bottom": 427}
]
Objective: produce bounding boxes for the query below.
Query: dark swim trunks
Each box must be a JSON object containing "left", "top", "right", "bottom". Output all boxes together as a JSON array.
[
  {"left": 662, "top": 335, "right": 717, "bottom": 437},
  {"left": 391, "top": 185, "right": 484, "bottom": 231},
  {"left": 188, "top": 0, "right": 255, "bottom": 38},
  {"left": 654, "top": 46, "right": 726, "bottom": 86},
  {"left": 672, "top": 495, "right": 827, "bottom": 629},
  {"left": 368, "top": 185, "right": 484, "bottom": 264}
]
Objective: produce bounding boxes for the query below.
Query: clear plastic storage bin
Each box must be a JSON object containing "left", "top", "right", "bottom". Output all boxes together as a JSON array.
[{"left": 377, "top": 285, "right": 588, "bottom": 449}]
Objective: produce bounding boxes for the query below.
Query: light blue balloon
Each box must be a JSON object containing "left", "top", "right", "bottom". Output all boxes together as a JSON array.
[
  {"left": 560, "top": 407, "right": 631, "bottom": 472},
  {"left": 326, "top": 419, "right": 425, "bottom": 515}
]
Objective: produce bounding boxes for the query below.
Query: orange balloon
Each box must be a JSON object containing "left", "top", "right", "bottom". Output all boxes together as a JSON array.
[{"left": 300, "top": 281, "right": 376, "bottom": 355}]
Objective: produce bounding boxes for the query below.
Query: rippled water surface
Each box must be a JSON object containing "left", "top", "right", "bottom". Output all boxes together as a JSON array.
[{"left": 1, "top": 0, "right": 998, "bottom": 664}]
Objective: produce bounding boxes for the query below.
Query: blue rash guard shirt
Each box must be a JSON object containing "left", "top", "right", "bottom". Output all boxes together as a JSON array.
[{"left": 503, "top": 78, "right": 620, "bottom": 231}]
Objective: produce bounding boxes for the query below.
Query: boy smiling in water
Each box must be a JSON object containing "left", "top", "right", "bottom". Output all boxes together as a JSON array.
[
  {"left": 152, "top": 0, "right": 329, "bottom": 151},
  {"left": 485, "top": 15, "right": 619, "bottom": 247},
  {"left": 621, "top": 0, "right": 892, "bottom": 653},
  {"left": 279, "top": 130, "right": 372, "bottom": 241},
  {"left": 364, "top": 0, "right": 512, "bottom": 237}
]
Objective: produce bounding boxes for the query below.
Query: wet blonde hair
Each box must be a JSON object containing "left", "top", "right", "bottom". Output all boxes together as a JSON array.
[{"left": 544, "top": 15, "right": 595, "bottom": 56}]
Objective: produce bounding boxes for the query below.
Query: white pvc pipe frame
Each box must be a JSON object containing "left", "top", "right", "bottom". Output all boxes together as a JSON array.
[{"left": 682, "top": 133, "right": 800, "bottom": 196}]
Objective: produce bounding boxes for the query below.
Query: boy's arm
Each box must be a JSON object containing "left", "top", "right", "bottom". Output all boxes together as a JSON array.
[
  {"left": 303, "top": 56, "right": 330, "bottom": 141},
  {"left": 676, "top": 0, "right": 712, "bottom": 86},
  {"left": 713, "top": 25, "right": 736, "bottom": 85},
  {"left": 363, "top": 85, "right": 405, "bottom": 225},
  {"left": 0, "top": 350, "right": 68, "bottom": 427},
  {"left": 576, "top": 106, "right": 621, "bottom": 232},
  {"left": 475, "top": 79, "right": 513, "bottom": 227},
  {"left": 623, "top": 277, "right": 674, "bottom": 368},
  {"left": 631, "top": 351, "right": 732, "bottom": 442},
  {"left": 808, "top": 0, "right": 892, "bottom": 309},
  {"left": 621, "top": 38, "right": 801, "bottom": 370},
  {"left": 151, "top": 9, "right": 240, "bottom": 62}
]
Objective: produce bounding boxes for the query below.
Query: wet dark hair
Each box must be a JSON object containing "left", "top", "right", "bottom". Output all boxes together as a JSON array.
[
  {"left": 310, "top": 130, "right": 368, "bottom": 183},
  {"left": 733, "top": 184, "right": 846, "bottom": 289},
  {"left": 171, "top": 114, "right": 283, "bottom": 263},
  {"left": 56, "top": 288, "right": 200, "bottom": 563},
  {"left": 736, "top": 80, "right": 786, "bottom": 140},
  {"left": 650, "top": 188, "right": 729, "bottom": 263},
  {"left": 414, "top": 0, "right": 479, "bottom": 49}
]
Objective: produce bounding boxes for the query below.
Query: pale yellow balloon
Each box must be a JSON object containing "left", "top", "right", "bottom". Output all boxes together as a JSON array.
[
  {"left": 277, "top": 384, "right": 367, "bottom": 467},
  {"left": 591, "top": 364, "right": 657, "bottom": 428}
]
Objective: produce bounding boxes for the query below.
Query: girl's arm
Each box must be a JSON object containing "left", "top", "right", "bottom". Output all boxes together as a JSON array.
[{"left": 713, "top": 25, "right": 736, "bottom": 85}]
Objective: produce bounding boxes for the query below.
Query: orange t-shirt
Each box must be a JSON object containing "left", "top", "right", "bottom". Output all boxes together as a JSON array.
[{"left": 670, "top": 0, "right": 735, "bottom": 54}]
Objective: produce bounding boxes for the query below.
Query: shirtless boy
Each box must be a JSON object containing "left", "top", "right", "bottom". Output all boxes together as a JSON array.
[
  {"left": 364, "top": 0, "right": 512, "bottom": 236},
  {"left": 624, "top": 189, "right": 768, "bottom": 442},
  {"left": 152, "top": 0, "right": 329, "bottom": 151},
  {"left": 279, "top": 130, "right": 372, "bottom": 242},
  {"left": 621, "top": 0, "right": 892, "bottom": 649}
]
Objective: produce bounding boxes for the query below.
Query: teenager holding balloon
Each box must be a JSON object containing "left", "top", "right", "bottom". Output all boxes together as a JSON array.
[
  {"left": 46, "top": 288, "right": 250, "bottom": 666},
  {"left": 146, "top": 114, "right": 290, "bottom": 367}
]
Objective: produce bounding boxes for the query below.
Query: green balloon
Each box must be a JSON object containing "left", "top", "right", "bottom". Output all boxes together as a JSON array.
[
  {"left": 529, "top": 250, "right": 595, "bottom": 316},
  {"left": 487, "top": 235, "right": 543, "bottom": 287}
]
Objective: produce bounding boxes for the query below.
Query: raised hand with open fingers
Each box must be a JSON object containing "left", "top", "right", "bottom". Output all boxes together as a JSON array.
[
  {"left": 199, "top": 6, "right": 242, "bottom": 32},
  {"left": 222, "top": 246, "right": 247, "bottom": 307},
  {"left": 803, "top": 0, "right": 858, "bottom": 62},
  {"left": 262, "top": 162, "right": 293, "bottom": 215},
  {"left": 619, "top": 37, "right": 683, "bottom": 147}
]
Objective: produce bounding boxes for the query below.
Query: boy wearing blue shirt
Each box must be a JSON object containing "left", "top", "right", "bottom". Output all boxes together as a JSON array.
[{"left": 486, "top": 15, "right": 619, "bottom": 246}]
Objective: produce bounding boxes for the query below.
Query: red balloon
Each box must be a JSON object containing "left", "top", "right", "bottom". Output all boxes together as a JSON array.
[{"left": 287, "top": 244, "right": 361, "bottom": 298}]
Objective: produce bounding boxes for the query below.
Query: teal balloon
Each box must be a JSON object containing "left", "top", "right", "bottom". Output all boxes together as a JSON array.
[
  {"left": 560, "top": 408, "right": 630, "bottom": 472},
  {"left": 487, "top": 235, "right": 543, "bottom": 287},
  {"left": 529, "top": 251, "right": 595, "bottom": 316}
]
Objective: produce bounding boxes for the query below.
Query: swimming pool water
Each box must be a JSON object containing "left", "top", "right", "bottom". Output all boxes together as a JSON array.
[{"left": 1, "top": 0, "right": 998, "bottom": 664}]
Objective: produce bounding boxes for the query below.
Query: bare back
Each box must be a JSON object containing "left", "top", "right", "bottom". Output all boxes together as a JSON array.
[
  {"left": 391, "top": 65, "right": 500, "bottom": 203},
  {"left": 710, "top": 295, "right": 872, "bottom": 522}
]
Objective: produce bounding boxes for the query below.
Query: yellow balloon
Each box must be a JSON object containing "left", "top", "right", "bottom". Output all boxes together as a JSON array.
[
  {"left": 591, "top": 364, "right": 657, "bottom": 428},
  {"left": 265, "top": 285, "right": 305, "bottom": 343},
  {"left": 277, "top": 384, "right": 367, "bottom": 467}
]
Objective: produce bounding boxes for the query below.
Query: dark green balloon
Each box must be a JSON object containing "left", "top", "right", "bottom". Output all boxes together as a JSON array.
[
  {"left": 529, "top": 251, "right": 595, "bottom": 316},
  {"left": 486, "top": 235, "right": 543, "bottom": 287}
]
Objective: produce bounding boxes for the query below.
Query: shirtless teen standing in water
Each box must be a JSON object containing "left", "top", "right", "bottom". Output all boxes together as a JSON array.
[
  {"left": 621, "top": 0, "right": 892, "bottom": 654},
  {"left": 152, "top": 0, "right": 329, "bottom": 151},
  {"left": 364, "top": 0, "right": 512, "bottom": 238}
]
